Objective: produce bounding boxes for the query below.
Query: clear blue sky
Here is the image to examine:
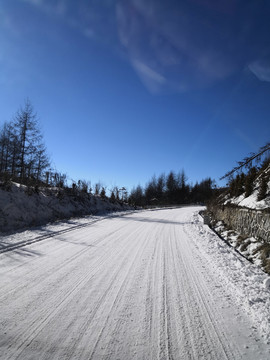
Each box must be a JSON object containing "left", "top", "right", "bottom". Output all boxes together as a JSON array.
[{"left": 1, "top": 0, "right": 270, "bottom": 192}]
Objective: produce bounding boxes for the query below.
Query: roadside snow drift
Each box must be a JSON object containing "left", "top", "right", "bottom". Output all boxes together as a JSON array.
[{"left": 0, "top": 182, "right": 131, "bottom": 234}]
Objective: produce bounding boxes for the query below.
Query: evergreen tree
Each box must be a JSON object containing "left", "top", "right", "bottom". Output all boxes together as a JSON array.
[
  {"left": 166, "top": 171, "right": 177, "bottom": 203},
  {"left": 244, "top": 167, "right": 257, "bottom": 197},
  {"left": 100, "top": 187, "right": 106, "bottom": 199},
  {"left": 257, "top": 175, "right": 268, "bottom": 201},
  {"left": 156, "top": 173, "right": 165, "bottom": 203},
  {"left": 0, "top": 121, "right": 19, "bottom": 176},
  {"left": 176, "top": 170, "right": 188, "bottom": 203},
  {"left": 145, "top": 176, "right": 158, "bottom": 204},
  {"left": 13, "top": 100, "right": 49, "bottom": 183},
  {"left": 94, "top": 182, "right": 101, "bottom": 195},
  {"left": 230, "top": 173, "right": 245, "bottom": 197},
  {"left": 129, "top": 185, "right": 144, "bottom": 207},
  {"left": 110, "top": 191, "right": 116, "bottom": 203},
  {"left": 0, "top": 100, "right": 50, "bottom": 183}
]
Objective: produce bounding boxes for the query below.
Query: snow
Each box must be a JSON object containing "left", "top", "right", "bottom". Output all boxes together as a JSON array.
[
  {"left": 264, "top": 278, "right": 270, "bottom": 290},
  {"left": 224, "top": 171, "right": 270, "bottom": 210},
  {"left": 210, "top": 220, "right": 266, "bottom": 269},
  {"left": 0, "top": 182, "right": 132, "bottom": 234},
  {"left": 226, "top": 190, "right": 270, "bottom": 209},
  {"left": 0, "top": 206, "right": 270, "bottom": 359},
  {"left": 193, "top": 211, "right": 270, "bottom": 341},
  {"left": 0, "top": 210, "right": 135, "bottom": 253}
]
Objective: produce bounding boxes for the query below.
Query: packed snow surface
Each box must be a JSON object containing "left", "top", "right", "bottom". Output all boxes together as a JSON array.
[{"left": 0, "top": 206, "right": 270, "bottom": 359}]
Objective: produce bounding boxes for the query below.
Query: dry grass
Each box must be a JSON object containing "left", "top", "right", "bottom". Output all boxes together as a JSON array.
[
  {"left": 253, "top": 243, "right": 270, "bottom": 274},
  {"left": 239, "top": 239, "right": 252, "bottom": 253},
  {"left": 235, "top": 234, "right": 248, "bottom": 248}
]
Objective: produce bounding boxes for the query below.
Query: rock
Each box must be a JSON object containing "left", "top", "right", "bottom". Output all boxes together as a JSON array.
[{"left": 263, "top": 278, "right": 270, "bottom": 290}]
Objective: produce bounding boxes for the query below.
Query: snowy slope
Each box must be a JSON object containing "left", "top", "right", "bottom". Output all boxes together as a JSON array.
[
  {"left": 0, "top": 182, "right": 132, "bottom": 234},
  {"left": 224, "top": 163, "right": 270, "bottom": 210},
  {"left": 225, "top": 190, "right": 270, "bottom": 209},
  {"left": 0, "top": 207, "right": 270, "bottom": 359}
]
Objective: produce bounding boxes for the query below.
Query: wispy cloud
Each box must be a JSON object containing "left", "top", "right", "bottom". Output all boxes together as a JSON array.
[
  {"left": 22, "top": 0, "right": 44, "bottom": 6},
  {"left": 19, "top": 0, "right": 118, "bottom": 45},
  {"left": 116, "top": 0, "right": 244, "bottom": 92},
  {"left": 18, "top": 0, "right": 270, "bottom": 93},
  {"left": 116, "top": 0, "right": 270, "bottom": 93},
  {"left": 21, "top": 0, "right": 69, "bottom": 17},
  {"left": 249, "top": 61, "right": 270, "bottom": 82},
  {"left": 132, "top": 60, "right": 166, "bottom": 93}
]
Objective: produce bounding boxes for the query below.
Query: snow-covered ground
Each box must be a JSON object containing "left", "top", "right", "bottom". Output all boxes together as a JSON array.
[
  {"left": 212, "top": 220, "right": 265, "bottom": 268},
  {"left": 0, "top": 206, "right": 270, "bottom": 359},
  {"left": 223, "top": 165, "right": 270, "bottom": 210},
  {"left": 225, "top": 190, "right": 270, "bottom": 210},
  {"left": 0, "top": 182, "right": 132, "bottom": 234}
]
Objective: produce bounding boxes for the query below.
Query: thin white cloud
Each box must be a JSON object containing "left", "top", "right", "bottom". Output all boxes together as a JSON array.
[
  {"left": 132, "top": 60, "right": 166, "bottom": 93},
  {"left": 249, "top": 61, "right": 270, "bottom": 82},
  {"left": 21, "top": 0, "right": 67, "bottom": 16},
  {"left": 20, "top": 0, "right": 95, "bottom": 40},
  {"left": 21, "top": 0, "right": 44, "bottom": 7},
  {"left": 19, "top": 0, "right": 267, "bottom": 93},
  {"left": 116, "top": 0, "right": 240, "bottom": 93}
]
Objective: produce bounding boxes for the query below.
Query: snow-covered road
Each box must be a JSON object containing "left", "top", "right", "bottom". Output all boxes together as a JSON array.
[{"left": 1, "top": 207, "right": 270, "bottom": 359}]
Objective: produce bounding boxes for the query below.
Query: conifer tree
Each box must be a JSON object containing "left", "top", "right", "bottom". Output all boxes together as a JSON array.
[
  {"left": 0, "top": 100, "right": 50, "bottom": 183},
  {"left": 100, "top": 187, "right": 106, "bottom": 199},
  {"left": 244, "top": 167, "right": 257, "bottom": 197},
  {"left": 166, "top": 171, "right": 177, "bottom": 203},
  {"left": 257, "top": 175, "right": 268, "bottom": 201},
  {"left": 13, "top": 99, "right": 49, "bottom": 183}
]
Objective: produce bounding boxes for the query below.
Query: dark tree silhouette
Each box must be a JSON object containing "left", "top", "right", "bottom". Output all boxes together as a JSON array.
[{"left": 0, "top": 100, "right": 50, "bottom": 184}]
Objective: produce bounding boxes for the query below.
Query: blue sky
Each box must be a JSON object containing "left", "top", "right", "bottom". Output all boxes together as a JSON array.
[{"left": 1, "top": 0, "right": 270, "bottom": 192}]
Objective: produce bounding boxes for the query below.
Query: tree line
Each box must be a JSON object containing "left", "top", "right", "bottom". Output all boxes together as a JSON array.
[
  {"left": 0, "top": 100, "right": 85, "bottom": 193},
  {"left": 0, "top": 100, "right": 127, "bottom": 203},
  {"left": 128, "top": 171, "right": 216, "bottom": 207},
  {"left": 1, "top": 100, "right": 216, "bottom": 206}
]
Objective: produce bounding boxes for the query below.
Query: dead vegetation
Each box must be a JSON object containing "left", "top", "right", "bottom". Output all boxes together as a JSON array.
[{"left": 253, "top": 242, "right": 270, "bottom": 274}]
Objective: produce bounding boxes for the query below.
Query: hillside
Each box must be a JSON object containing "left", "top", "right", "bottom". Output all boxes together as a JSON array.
[
  {"left": 223, "top": 161, "right": 270, "bottom": 210},
  {"left": 0, "top": 182, "right": 132, "bottom": 234}
]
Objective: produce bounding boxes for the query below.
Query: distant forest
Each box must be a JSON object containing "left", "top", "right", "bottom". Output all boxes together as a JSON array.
[
  {"left": 128, "top": 172, "right": 215, "bottom": 207},
  {"left": 0, "top": 100, "right": 216, "bottom": 206}
]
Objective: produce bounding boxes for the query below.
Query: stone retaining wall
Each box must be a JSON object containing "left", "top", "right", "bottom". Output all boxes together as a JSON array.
[{"left": 209, "top": 205, "right": 270, "bottom": 242}]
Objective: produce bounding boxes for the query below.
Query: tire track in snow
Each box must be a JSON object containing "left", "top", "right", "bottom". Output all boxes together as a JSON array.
[
  {"left": 89, "top": 226, "right": 161, "bottom": 360},
  {"left": 1, "top": 207, "right": 270, "bottom": 359},
  {"left": 79, "top": 225, "right": 151, "bottom": 360},
  {"left": 158, "top": 239, "right": 174, "bottom": 360},
  {"left": 27, "top": 221, "right": 148, "bottom": 360},
  {"left": 1, "top": 221, "right": 146, "bottom": 359},
  {"left": 0, "top": 212, "right": 134, "bottom": 254},
  {"left": 0, "top": 220, "right": 131, "bottom": 303},
  {"left": 176, "top": 225, "right": 240, "bottom": 359}
]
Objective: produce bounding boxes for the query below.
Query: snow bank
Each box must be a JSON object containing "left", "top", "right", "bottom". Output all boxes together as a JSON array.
[
  {"left": 226, "top": 190, "right": 270, "bottom": 210},
  {"left": 0, "top": 182, "right": 132, "bottom": 234},
  {"left": 224, "top": 165, "right": 270, "bottom": 210},
  {"left": 192, "top": 210, "right": 270, "bottom": 342}
]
